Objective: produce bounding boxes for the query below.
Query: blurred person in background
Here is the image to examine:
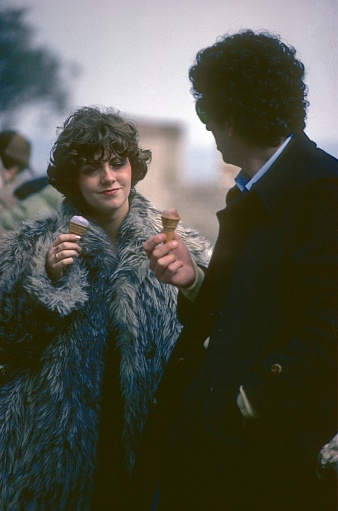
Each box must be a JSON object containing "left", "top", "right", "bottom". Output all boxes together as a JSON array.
[
  {"left": 0, "top": 106, "right": 211, "bottom": 510},
  {"left": 0, "top": 130, "right": 32, "bottom": 208},
  {"left": 0, "top": 130, "right": 62, "bottom": 237},
  {"left": 135, "top": 29, "right": 338, "bottom": 510}
]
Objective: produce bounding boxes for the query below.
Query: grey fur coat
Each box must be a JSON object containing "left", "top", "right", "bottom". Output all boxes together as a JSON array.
[{"left": 0, "top": 190, "right": 211, "bottom": 511}]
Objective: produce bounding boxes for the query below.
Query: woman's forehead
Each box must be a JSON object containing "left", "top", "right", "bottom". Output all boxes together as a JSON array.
[{"left": 92, "top": 146, "right": 120, "bottom": 161}]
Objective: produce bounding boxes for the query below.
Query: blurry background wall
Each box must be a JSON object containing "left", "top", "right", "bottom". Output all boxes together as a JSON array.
[{"left": 136, "top": 119, "right": 238, "bottom": 243}]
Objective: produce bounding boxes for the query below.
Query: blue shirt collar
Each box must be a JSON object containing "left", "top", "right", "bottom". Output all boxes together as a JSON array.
[{"left": 235, "top": 135, "right": 293, "bottom": 192}]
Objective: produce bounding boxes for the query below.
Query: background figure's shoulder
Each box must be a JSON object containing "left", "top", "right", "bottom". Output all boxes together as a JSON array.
[{"left": 0, "top": 186, "right": 62, "bottom": 235}]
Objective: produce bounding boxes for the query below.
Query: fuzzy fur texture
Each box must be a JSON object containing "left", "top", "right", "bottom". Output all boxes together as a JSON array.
[{"left": 0, "top": 190, "right": 211, "bottom": 510}]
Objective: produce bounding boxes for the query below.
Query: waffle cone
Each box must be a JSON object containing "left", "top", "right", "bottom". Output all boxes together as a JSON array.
[
  {"left": 161, "top": 214, "right": 180, "bottom": 242},
  {"left": 69, "top": 222, "right": 88, "bottom": 236}
]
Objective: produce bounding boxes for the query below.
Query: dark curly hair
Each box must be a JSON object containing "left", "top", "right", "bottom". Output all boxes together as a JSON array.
[
  {"left": 189, "top": 30, "right": 309, "bottom": 146},
  {"left": 47, "top": 106, "right": 151, "bottom": 203}
]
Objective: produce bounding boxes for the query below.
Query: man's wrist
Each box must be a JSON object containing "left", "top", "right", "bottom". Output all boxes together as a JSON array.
[{"left": 180, "top": 258, "right": 205, "bottom": 303}]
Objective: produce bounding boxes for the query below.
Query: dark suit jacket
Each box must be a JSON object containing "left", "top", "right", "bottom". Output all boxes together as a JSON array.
[{"left": 131, "top": 133, "right": 338, "bottom": 510}]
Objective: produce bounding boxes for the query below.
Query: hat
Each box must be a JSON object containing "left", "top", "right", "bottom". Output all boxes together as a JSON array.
[{"left": 0, "top": 131, "right": 31, "bottom": 171}]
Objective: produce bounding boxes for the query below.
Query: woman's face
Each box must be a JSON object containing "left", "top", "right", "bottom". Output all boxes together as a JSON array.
[{"left": 78, "top": 151, "right": 132, "bottom": 221}]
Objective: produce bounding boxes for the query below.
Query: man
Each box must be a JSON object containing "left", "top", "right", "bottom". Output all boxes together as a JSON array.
[
  {"left": 0, "top": 130, "right": 62, "bottom": 237},
  {"left": 135, "top": 30, "right": 338, "bottom": 510},
  {"left": 0, "top": 130, "right": 31, "bottom": 210}
]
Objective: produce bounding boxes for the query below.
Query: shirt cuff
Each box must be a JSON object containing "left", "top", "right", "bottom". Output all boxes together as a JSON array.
[{"left": 180, "top": 258, "right": 205, "bottom": 303}]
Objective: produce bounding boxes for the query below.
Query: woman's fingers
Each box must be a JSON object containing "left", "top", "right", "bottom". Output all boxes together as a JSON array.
[
  {"left": 54, "top": 248, "right": 81, "bottom": 265},
  {"left": 46, "top": 235, "right": 83, "bottom": 282}
]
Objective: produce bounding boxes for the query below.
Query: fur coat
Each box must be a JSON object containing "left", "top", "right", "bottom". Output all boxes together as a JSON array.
[{"left": 0, "top": 190, "right": 211, "bottom": 511}]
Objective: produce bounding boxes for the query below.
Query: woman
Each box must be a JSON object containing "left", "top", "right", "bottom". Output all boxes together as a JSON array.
[{"left": 0, "top": 106, "right": 211, "bottom": 510}]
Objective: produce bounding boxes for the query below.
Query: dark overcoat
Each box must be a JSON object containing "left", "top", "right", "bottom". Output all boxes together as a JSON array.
[
  {"left": 131, "top": 133, "right": 338, "bottom": 511},
  {"left": 0, "top": 190, "right": 211, "bottom": 511}
]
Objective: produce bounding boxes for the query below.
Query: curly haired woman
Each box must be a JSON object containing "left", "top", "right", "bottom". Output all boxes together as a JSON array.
[{"left": 0, "top": 106, "right": 211, "bottom": 510}]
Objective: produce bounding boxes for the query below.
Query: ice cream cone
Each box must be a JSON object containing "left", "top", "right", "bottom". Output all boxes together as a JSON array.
[
  {"left": 69, "top": 215, "right": 89, "bottom": 237},
  {"left": 161, "top": 209, "right": 180, "bottom": 242}
]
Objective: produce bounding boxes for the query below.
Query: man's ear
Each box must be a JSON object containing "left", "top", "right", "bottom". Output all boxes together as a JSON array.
[{"left": 226, "top": 117, "right": 234, "bottom": 137}]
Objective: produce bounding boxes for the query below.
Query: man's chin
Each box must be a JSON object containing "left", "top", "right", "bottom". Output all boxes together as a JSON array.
[{"left": 217, "top": 147, "right": 226, "bottom": 162}]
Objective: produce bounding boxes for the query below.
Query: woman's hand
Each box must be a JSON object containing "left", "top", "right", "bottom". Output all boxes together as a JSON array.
[
  {"left": 46, "top": 234, "right": 83, "bottom": 282},
  {"left": 143, "top": 232, "right": 196, "bottom": 288}
]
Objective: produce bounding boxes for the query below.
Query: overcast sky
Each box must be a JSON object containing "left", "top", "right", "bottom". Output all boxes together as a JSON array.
[{"left": 4, "top": 0, "right": 338, "bottom": 174}]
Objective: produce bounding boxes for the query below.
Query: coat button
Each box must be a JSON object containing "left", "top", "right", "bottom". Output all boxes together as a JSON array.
[{"left": 270, "top": 363, "right": 282, "bottom": 376}]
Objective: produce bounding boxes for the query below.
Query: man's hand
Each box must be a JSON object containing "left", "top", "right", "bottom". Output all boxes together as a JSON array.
[{"left": 143, "top": 232, "right": 196, "bottom": 288}]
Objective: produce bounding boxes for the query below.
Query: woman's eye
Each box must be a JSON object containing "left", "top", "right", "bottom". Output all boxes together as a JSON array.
[
  {"left": 110, "top": 158, "right": 127, "bottom": 168},
  {"left": 81, "top": 165, "right": 97, "bottom": 174}
]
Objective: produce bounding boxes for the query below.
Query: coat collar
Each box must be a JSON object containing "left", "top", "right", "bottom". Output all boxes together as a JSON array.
[
  {"left": 221, "top": 132, "right": 317, "bottom": 220},
  {"left": 250, "top": 132, "right": 317, "bottom": 214}
]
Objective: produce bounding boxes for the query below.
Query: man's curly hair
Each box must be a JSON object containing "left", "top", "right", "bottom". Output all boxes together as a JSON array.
[
  {"left": 189, "top": 30, "right": 309, "bottom": 146},
  {"left": 47, "top": 106, "right": 151, "bottom": 202}
]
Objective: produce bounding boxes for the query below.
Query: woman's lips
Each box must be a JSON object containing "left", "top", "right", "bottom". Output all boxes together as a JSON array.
[{"left": 100, "top": 188, "right": 121, "bottom": 195}]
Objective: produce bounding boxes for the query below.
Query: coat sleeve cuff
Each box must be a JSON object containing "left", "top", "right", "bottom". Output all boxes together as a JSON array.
[
  {"left": 24, "top": 245, "right": 89, "bottom": 316},
  {"left": 180, "top": 259, "right": 205, "bottom": 303}
]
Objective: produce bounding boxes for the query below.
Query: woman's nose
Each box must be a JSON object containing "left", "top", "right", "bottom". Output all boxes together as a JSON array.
[{"left": 100, "top": 163, "right": 116, "bottom": 182}]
